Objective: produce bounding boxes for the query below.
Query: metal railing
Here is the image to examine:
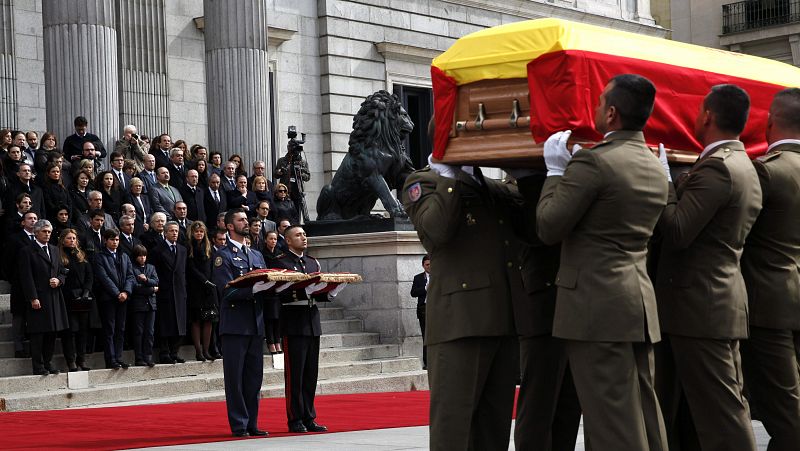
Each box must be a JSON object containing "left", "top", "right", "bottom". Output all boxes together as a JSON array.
[{"left": 722, "top": 0, "right": 800, "bottom": 34}]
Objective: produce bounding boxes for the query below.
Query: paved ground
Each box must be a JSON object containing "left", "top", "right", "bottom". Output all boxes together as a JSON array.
[{"left": 133, "top": 420, "right": 771, "bottom": 450}]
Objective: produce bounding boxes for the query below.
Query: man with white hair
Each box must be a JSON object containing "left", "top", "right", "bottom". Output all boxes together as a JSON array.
[
  {"left": 115, "top": 125, "right": 148, "bottom": 173},
  {"left": 77, "top": 191, "right": 117, "bottom": 232}
]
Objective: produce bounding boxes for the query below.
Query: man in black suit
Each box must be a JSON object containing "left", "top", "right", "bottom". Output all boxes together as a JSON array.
[
  {"left": 137, "top": 154, "right": 159, "bottom": 195},
  {"left": 63, "top": 116, "right": 106, "bottom": 164},
  {"left": 8, "top": 163, "right": 45, "bottom": 219},
  {"left": 20, "top": 219, "right": 69, "bottom": 375},
  {"left": 221, "top": 161, "right": 238, "bottom": 193},
  {"left": 76, "top": 191, "right": 116, "bottom": 232},
  {"left": 204, "top": 173, "right": 228, "bottom": 226},
  {"left": 5, "top": 211, "right": 38, "bottom": 358},
  {"left": 128, "top": 177, "right": 163, "bottom": 225},
  {"left": 120, "top": 204, "right": 145, "bottom": 237},
  {"left": 150, "top": 221, "right": 188, "bottom": 364},
  {"left": 254, "top": 201, "right": 277, "bottom": 240},
  {"left": 80, "top": 209, "right": 108, "bottom": 262},
  {"left": 212, "top": 208, "right": 271, "bottom": 438},
  {"left": 410, "top": 255, "right": 430, "bottom": 369},
  {"left": 117, "top": 215, "right": 141, "bottom": 257},
  {"left": 4, "top": 193, "right": 32, "bottom": 235},
  {"left": 109, "top": 151, "right": 132, "bottom": 190},
  {"left": 167, "top": 148, "right": 187, "bottom": 188},
  {"left": 274, "top": 225, "right": 347, "bottom": 433},
  {"left": 173, "top": 201, "right": 193, "bottom": 243},
  {"left": 149, "top": 134, "right": 173, "bottom": 170},
  {"left": 93, "top": 228, "right": 136, "bottom": 369},
  {"left": 179, "top": 169, "right": 206, "bottom": 221}
]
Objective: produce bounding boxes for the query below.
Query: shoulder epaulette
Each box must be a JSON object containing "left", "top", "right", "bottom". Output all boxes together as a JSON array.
[
  {"left": 756, "top": 150, "right": 781, "bottom": 163},
  {"left": 710, "top": 147, "right": 734, "bottom": 160}
]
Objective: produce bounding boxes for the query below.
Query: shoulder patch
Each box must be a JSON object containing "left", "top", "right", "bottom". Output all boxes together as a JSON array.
[
  {"left": 757, "top": 150, "right": 781, "bottom": 163},
  {"left": 406, "top": 182, "right": 422, "bottom": 202},
  {"left": 710, "top": 147, "right": 733, "bottom": 160},
  {"left": 214, "top": 256, "right": 223, "bottom": 267}
]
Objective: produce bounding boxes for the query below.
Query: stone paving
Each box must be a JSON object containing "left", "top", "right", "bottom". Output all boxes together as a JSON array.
[{"left": 132, "top": 420, "right": 771, "bottom": 450}]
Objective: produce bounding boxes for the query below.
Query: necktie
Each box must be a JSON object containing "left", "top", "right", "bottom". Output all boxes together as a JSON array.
[
  {"left": 117, "top": 171, "right": 125, "bottom": 188},
  {"left": 42, "top": 245, "right": 49, "bottom": 260},
  {"left": 213, "top": 190, "right": 219, "bottom": 203},
  {"left": 228, "top": 178, "right": 235, "bottom": 189},
  {"left": 170, "top": 244, "right": 176, "bottom": 254},
  {"left": 150, "top": 172, "right": 156, "bottom": 184},
  {"left": 29, "top": 235, "right": 35, "bottom": 242},
  {"left": 242, "top": 245, "right": 248, "bottom": 255},
  {"left": 137, "top": 196, "right": 145, "bottom": 216}
]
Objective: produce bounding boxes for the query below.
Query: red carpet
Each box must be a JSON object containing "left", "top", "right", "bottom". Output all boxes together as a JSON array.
[{"left": 0, "top": 391, "right": 431, "bottom": 450}]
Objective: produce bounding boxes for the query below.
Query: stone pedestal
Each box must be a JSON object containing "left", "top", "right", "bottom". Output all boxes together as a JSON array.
[
  {"left": 203, "top": 0, "right": 270, "bottom": 165},
  {"left": 42, "top": 0, "right": 118, "bottom": 150},
  {"left": 309, "top": 231, "right": 427, "bottom": 359}
]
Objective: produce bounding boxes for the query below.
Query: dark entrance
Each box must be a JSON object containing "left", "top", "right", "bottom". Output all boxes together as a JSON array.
[{"left": 393, "top": 85, "right": 433, "bottom": 169}]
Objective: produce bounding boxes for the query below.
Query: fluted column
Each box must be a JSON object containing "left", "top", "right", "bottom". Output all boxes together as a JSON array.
[
  {"left": 203, "top": 0, "right": 270, "bottom": 163},
  {"left": 117, "top": 0, "right": 169, "bottom": 138},
  {"left": 0, "top": 0, "right": 16, "bottom": 129},
  {"left": 42, "top": 0, "right": 118, "bottom": 151}
]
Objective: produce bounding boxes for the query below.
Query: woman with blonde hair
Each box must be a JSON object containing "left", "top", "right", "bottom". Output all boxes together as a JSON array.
[
  {"left": 59, "top": 228, "right": 94, "bottom": 371},
  {"left": 186, "top": 221, "right": 221, "bottom": 360},
  {"left": 272, "top": 182, "right": 298, "bottom": 224}
]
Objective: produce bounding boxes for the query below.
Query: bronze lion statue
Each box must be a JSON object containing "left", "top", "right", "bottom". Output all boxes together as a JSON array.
[{"left": 316, "top": 90, "right": 415, "bottom": 220}]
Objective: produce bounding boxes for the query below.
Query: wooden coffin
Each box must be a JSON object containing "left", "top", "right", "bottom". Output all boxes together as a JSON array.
[{"left": 437, "top": 78, "right": 698, "bottom": 168}]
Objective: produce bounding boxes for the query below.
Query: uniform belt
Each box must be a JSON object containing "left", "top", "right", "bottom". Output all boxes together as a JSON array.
[{"left": 283, "top": 300, "right": 315, "bottom": 307}]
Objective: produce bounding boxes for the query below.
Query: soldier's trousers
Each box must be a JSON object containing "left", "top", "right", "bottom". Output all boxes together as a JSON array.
[
  {"left": 428, "top": 335, "right": 517, "bottom": 451},
  {"left": 283, "top": 334, "right": 320, "bottom": 426},
  {"left": 221, "top": 334, "right": 264, "bottom": 433},
  {"left": 667, "top": 335, "right": 756, "bottom": 451},
  {"left": 515, "top": 335, "right": 581, "bottom": 451},
  {"left": 567, "top": 340, "right": 667, "bottom": 451},
  {"left": 741, "top": 327, "right": 800, "bottom": 451}
]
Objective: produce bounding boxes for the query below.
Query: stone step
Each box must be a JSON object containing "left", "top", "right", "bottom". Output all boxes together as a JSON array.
[
  {"left": 0, "top": 324, "right": 10, "bottom": 341},
  {"left": 0, "top": 343, "right": 400, "bottom": 378},
  {"left": 0, "top": 331, "right": 380, "bottom": 360},
  {"left": 318, "top": 306, "right": 344, "bottom": 321},
  {"left": 0, "top": 359, "right": 425, "bottom": 411},
  {"left": 0, "top": 281, "right": 10, "bottom": 295},
  {"left": 320, "top": 318, "right": 363, "bottom": 334}
]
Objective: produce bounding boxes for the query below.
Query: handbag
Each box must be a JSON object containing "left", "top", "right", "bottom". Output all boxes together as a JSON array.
[{"left": 200, "top": 304, "right": 219, "bottom": 322}]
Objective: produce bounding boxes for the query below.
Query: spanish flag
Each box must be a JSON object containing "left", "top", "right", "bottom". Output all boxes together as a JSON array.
[{"left": 431, "top": 18, "right": 800, "bottom": 159}]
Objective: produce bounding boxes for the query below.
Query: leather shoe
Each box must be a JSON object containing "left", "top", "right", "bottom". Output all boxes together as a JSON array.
[
  {"left": 231, "top": 431, "right": 249, "bottom": 438},
  {"left": 33, "top": 368, "right": 49, "bottom": 376},
  {"left": 173, "top": 357, "right": 186, "bottom": 364},
  {"left": 116, "top": 361, "right": 130, "bottom": 369},
  {"left": 160, "top": 357, "right": 176, "bottom": 364},
  {"left": 288, "top": 423, "right": 308, "bottom": 433},
  {"left": 304, "top": 421, "right": 328, "bottom": 432},
  {"left": 247, "top": 428, "right": 268, "bottom": 436},
  {"left": 211, "top": 352, "right": 223, "bottom": 360},
  {"left": 134, "top": 360, "right": 149, "bottom": 367},
  {"left": 45, "top": 367, "right": 60, "bottom": 375},
  {"left": 146, "top": 359, "right": 156, "bottom": 367},
  {"left": 107, "top": 362, "right": 122, "bottom": 370},
  {"left": 79, "top": 365, "right": 91, "bottom": 371}
]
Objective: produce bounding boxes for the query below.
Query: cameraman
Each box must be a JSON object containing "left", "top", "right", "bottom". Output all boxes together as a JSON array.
[
  {"left": 115, "top": 125, "right": 148, "bottom": 173},
  {"left": 274, "top": 128, "right": 310, "bottom": 222}
]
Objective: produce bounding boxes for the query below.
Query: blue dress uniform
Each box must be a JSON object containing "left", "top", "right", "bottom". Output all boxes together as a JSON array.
[
  {"left": 272, "top": 251, "right": 328, "bottom": 431},
  {"left": 211, "top": 240, "right": 267, "bottom": 435}
]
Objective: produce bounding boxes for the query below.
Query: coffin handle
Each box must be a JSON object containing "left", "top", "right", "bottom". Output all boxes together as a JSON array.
[
  {"left": 509, "top": 99, "right": 520, "bottom": 128},
  {"left": 474, "top": 103, "right": 486, "bottom": 130}
]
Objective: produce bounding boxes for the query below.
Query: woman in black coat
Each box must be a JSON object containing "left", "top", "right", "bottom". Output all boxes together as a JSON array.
[
  {"left": 271, "top": 183, "right": 299, "bottom": 225},
  {"left": 58, "top": 229, "right": 94, "bottom": 371},
  {"left": 129, "top": 244, "right": 159, "bottom": 367},
  {"left": 263, "top": 230, "right": 283, "bottom": 354},
  {"left": 69, "top": 169, "right": 92, "bottom": 220},
  {"left": 41, "top": 163, "right": 72, "bottom": 222},
  {"left": 96, "top": 171, "right": 124, "bottom": 221},
  {"left": 50, "top": 207, "right": 74, "bottom": 245},
  {"left": 185, "top": 221, "right": 219, "bottom": 361},
  {"left": 20, "top": 221, "right": 69, "bottom": 375}
]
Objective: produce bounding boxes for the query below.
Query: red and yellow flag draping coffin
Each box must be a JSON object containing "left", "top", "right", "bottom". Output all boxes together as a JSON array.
[{"left": 431, "top": 18, "right": 800, "bottom": 167}]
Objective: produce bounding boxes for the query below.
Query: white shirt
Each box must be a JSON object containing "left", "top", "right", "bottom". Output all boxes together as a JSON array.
[{"left": 767, "top": 139, "right": 800, "bottom": 152}]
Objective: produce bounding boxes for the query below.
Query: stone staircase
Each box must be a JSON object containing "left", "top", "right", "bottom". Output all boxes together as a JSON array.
[{"left": 0, "top": 285, "right": 428, "bottom": 411}]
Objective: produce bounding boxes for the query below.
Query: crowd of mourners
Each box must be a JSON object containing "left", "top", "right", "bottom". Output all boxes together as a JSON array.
[{"left": 1, "top": 116, "right": 307, "bottom": 374}]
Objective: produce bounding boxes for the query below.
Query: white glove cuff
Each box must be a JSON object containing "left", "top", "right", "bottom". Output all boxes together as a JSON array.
[{"left": 546, "top": 170, "right": 565, "bottom": 177}]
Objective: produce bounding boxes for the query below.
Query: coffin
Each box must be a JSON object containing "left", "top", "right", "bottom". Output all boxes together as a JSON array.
[{"left": 431, "top": 18, "right": 800, "bottom": 168}]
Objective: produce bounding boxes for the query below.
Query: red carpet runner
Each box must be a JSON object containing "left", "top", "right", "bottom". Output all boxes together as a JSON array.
[{"left": 0, "top": 390, "right": 431, "bottom": 450}]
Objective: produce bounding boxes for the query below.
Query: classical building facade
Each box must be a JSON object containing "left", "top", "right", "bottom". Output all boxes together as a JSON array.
[
  {"left": 0, "top": 0, "right": 664, "bottom": 217},
  {"left": 661, "top": 0, "right": 800, "bottom": 65}
]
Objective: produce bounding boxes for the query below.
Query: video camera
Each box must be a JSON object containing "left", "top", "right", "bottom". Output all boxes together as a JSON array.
[{"left": 287, "top": 125, "right": 306, "bottom": 154}]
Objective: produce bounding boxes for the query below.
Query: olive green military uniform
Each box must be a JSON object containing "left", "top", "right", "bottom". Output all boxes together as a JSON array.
[
  {"left": 514, "top": 173, "right": 581, "bottom": 451},
  {"left": 403, "top": 166, "right": 526, "bottom": 451},
  {"left": 739, "top": 143, "right": 800, "bottom": 451},
  {"left": 657, "top": 140, "right": 761, "bottom": 451},
  {"left": 536, "top": 130, "right": 669, "bottom": 451}
]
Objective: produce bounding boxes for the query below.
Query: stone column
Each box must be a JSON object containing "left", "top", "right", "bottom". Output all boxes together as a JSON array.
[
  {"left": 0, "top": 0, "right": 16, "bottom": 128},
  {"left": 790, "top": 35, "right": 800, "bottom": 67},
  {"left": 116, "top": 0, "right": 169, "bottom": 138},
  {"left": 42, "top": 0, "right": 118, "bottom": 152},
  {"left": 203, "top": 0, "right": 270, "bottom": 165}
]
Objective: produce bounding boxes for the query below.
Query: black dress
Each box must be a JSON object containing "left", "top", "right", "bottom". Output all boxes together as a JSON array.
[{"left": 186, "top": 240, "right": 219, "bottom": 322}]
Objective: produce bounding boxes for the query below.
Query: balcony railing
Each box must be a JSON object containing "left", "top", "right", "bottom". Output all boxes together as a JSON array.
[{"left": 723, "top": 0, "right": 800, "bottom": 34}]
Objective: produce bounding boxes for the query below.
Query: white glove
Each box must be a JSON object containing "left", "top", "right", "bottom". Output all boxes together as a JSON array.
[
  {"left": 327, "top": 283, "right": 348, "bottom": 299},
  {"left": 658, "top": 143, "right": 672, "bottom": 182},
  {"left": 305, "top": 282, "right": 328, "bottom": 296},
  {"left": 252, "top": 280, "right": 276, "bottom": 294},
  {"left": 428, "top": 154, "right": 458, "bottom": 179},
  {"left": 274, "top": 282, "right": 294, "bottom": 293},
  {"left": 543, "top": 130, "right": 575, "bottom": 177}
]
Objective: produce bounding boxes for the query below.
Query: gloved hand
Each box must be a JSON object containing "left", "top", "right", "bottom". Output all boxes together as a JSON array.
[
  {"left": 274, "top": 282, "right": 293, "bottom": 293},
  {"left": 658, "top": 143, "right": 672, "bottom": 182},
  {"left": 543, "top": 130, "right": 576, "bottom": 177},
  {"left": 305, "top": 282, "right": 328, "bottom": 296},
  {"left": 252, "top": 280, "right": 276, "bottom": 294},
  {"left": 327, "top": 283, "right": 348, "bottom": 299},
  {"left": 428, "top": 154, "right": 459, "bottom": 179},
  {"left": 81, "top": 289, "right": 91, "bottom": 301}
]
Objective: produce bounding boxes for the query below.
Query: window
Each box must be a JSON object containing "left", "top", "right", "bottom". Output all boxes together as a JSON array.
[{"left": 393, "top": 85, "right": 433, "bottom": 169}]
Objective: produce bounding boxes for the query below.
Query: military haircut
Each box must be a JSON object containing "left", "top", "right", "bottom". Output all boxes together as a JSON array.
[
  {"left": 606, "top": 74, "right": 656, "bottom": 131},
  {"left": 705, "top": 84, "right": 750, "bottom": 135},
  {"left": 283, "top": 224, "right": 304, "bottom": 237},
  {"left": 771, "top": 88, "right": 800, "bottom": 134},
  {"left": 224, "top": 207, "right": 247, "bottom": 226}
]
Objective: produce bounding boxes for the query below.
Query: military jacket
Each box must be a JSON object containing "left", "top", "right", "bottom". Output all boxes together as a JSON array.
[
  {"left": 272, "top": 251, "right": 325, "bottom": 337},
  {"left": 212, "top": 240, "right": 267, "bottom": 336}
]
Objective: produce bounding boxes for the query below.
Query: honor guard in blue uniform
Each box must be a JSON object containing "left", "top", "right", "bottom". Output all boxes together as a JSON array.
[{"left": 212, "top": 208, "right": 272, "bottom": 438}]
